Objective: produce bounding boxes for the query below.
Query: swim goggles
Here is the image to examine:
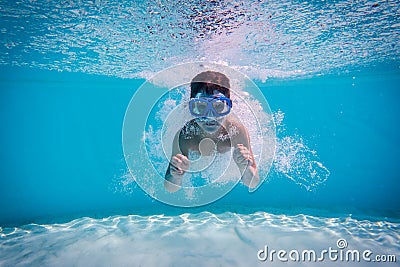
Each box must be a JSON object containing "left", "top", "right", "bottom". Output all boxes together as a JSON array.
[{"left": 189, "top": 96, "right": 232, "bottom": 117}]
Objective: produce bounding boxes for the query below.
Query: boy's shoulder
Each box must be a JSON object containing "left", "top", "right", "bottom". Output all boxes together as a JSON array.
[{"left": 223, "top": 117, "right": 249, "bottom": 144}]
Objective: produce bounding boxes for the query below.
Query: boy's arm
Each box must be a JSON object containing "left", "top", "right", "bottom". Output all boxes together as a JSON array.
[
  {"left": 164, "top": 131, "right": 189, "bottom": 192},
  {"left": 233, "top": 144, "right": 259, "bottom": 188},
  {"left": 232, "top": 124, "right": 260, "bottom": 189}
]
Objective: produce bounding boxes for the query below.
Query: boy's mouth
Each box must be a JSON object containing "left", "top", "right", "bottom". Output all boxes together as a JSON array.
[{"left": 204, "top": 120, "right": 218, "bottom": 126}]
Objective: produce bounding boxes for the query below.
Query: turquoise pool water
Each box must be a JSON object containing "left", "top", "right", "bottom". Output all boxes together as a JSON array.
[{"left": 1, "top": 0, "right": 400, "bottom": 266}]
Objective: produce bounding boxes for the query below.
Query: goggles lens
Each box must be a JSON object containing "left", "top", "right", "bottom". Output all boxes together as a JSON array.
[{"left": 189, "top": 97, "right": 232, "bottom": 117}]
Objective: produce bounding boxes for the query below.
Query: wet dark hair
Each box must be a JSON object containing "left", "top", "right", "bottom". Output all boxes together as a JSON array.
[{"left": 190, "top": 71, "right": 231, "bottom": 99}]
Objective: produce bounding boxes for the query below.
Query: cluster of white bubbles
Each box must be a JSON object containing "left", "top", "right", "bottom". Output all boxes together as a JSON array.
[
  {"left": 271, "top": 110, "right": 330, "bottom": 191},
  {"left": 122, "top": 62, "right": 275, "bottom": 207}
]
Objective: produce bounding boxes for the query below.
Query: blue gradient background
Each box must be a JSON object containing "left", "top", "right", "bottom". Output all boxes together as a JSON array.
[{"left": 1, "top": 63, "right": 399, "bottom": 226}]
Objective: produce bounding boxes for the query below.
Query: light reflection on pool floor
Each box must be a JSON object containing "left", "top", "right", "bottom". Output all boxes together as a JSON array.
[{"left": 1, "top": 212, "right": 399, "bottom": 266}]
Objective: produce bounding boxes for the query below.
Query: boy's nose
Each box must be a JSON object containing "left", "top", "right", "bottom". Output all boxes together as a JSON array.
[{"left": 205, "top": 109, "right": 214, "bottom": 117}]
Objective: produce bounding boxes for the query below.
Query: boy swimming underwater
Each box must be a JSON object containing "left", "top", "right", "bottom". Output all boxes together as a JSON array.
[{"left": 164, "top": 71, "right": 259, "bottom": 192}]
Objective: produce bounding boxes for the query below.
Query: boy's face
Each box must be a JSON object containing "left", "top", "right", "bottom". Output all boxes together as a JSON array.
[{"left": 194, "top": 90, "right": 229, "bottom": 134}]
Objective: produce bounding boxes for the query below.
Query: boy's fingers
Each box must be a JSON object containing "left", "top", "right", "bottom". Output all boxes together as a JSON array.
[
  {"left": 176, "top": 154, "right": 189, "bottom": 167},
  {"left": 171, "top": 154, "right": 189, "bottom": 171},
  {"left": 235, "top": 147, "right": 249, "bottom": 156},
  {"left": 172, "top": 157, "right": 182, "bottom": 164},
  {"left": 177, "top": 154, "right": 188, "bottom": 161},
  {"left": 236, "top": 144, "right": 249, "bottom": 152},
  {"left": 234, "top": 146, "right": 242, "bottom": 153}
]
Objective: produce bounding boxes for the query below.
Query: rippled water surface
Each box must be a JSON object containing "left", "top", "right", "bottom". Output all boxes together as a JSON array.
[{"left": 1, "top": 0, "right": 399, "bottom": 79}]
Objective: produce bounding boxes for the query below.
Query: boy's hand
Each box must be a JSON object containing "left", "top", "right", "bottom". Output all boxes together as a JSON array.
[
  {"left": 233, "top": 144, "right": 254, "bottom": 170},
  {"left": 170, "top": 154, "right": 189, "bottom": 177}
]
